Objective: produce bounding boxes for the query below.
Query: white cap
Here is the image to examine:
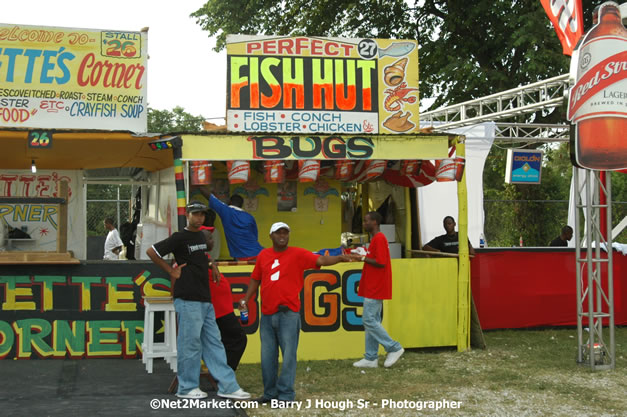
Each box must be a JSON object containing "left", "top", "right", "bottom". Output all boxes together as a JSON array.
[{"left": 269, "top": 222, "right": 290, "bottom": 234}]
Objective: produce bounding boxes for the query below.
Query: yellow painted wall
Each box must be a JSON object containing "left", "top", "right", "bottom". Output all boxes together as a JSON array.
[
  {"left": 386, "top": 258, "right": 458, "bottom": 348},
  {"left": 190, "top": 170, "right": 344, "bottom": 258},
  {"left": 227, "top": 258, "right": 458, "bottom": 364}
]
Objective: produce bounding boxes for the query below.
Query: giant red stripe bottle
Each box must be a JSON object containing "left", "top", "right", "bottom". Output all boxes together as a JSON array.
[{"left": 568, "top": 2, "right": 627, "bottom": 170}]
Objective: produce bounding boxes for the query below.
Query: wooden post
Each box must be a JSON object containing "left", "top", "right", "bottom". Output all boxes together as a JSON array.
[
  {"left": 414, "top": 188, "right": 422, "bottom": 251},
  {"left": 404, "top": 187, "right": 412, "bottom": 257},
  {"left": 57, "top": 181, "right": 68, "bottom": 253},
  {"left": 361, "top": 183, "right": 369, "bottom": 234},
  {"left": 456, "top": 139, "right": 471, "bottom": 352}
]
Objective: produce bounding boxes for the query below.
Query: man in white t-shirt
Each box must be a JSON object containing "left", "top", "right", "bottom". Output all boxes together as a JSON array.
[{"left": 103, "top": 217, "right": 123, "bottom": 260}]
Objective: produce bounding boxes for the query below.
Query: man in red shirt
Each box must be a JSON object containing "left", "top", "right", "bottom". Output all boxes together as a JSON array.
[
  {"left": 353, "top": 211, "right": 404, "bottom": 368},
  {"left": 239, "top": 222, "right": 354, "bottom": 403}
]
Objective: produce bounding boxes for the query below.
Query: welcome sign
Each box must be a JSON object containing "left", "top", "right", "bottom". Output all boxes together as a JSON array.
[
  {"left": 0, "top": 23, "right": 147, "bottom": 131},
  {"left": 226, "top": 35, "right": 419, "bottom": 135}
]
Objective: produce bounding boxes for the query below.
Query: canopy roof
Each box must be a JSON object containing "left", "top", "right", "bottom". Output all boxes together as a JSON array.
[
  {"left": 0, "top": 129, "right": 173, "bottom": 172},
  {"left": 181, "top": 131, "right": 463, "bottom": 188},
  {"left": 181, "top": 132, "right": 454, "bottom": 161}
]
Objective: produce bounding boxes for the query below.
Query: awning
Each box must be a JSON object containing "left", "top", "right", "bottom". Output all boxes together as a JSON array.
[
  {"left": 181, "top": 132, "right": 453, "bottom": 161},
  {"left": 0, "top": 129, "right": 173, "bottom": 172},
  {"left": 180, "top": 132, "right": 461, "bottom": 187}
]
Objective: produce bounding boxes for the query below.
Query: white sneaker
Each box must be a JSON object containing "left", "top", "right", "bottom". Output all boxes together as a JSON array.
[
  {"left": 353, "top": 358, "right": 378, "bottom": 368},
  {"left": 176, "top": 388, "right": 208, "bottom": 399},
  {"left": 384, "top": 348, "right": 404, "bottom": 368},
  {"left": 218, "top": 388, "right": 251, "bottom": 400}
]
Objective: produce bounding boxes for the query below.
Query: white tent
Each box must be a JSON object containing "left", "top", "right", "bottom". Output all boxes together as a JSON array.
[{"left": 418, "top": 122, "right": 495, "bottom": 247}]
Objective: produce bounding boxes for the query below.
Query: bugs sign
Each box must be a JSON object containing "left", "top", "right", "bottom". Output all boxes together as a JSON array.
[{"left": 226, "top": 35, "right": 419, "bottom": 135}]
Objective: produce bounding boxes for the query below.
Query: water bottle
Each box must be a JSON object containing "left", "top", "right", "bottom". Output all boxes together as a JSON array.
[{"left": 479, "top": 233, "right": 485, "bottom": 248}]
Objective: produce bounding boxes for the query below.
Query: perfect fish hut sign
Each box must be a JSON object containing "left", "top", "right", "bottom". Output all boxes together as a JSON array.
[
  {"left": 0, "top": 23, "right": 147, "bottom": 131},
  {"left": 226, "top": 35, "right": 419, "bottom": 135}
]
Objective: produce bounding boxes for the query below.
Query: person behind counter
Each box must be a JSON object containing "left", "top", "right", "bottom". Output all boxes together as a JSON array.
[
  {"left": 423, "top": 216, "right": 475, "bottom": 255},
  {"left": 146, "top": 201, "right": 251, "bottom": 400},
  {"left": 103, "top": 217, "right": 123, "bottom": 260},
  {"left": 549, "top": 225, "right": 573, "bottom": 247},
  {"left": 203, "top": 190, "right": 264, "bottom": 261},
  {"left": 238, "top": 222, "right": 355, "bottom": 403}
]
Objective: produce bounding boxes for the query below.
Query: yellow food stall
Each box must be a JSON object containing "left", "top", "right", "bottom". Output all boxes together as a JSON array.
[{"left": 177, "top": 130, "right": 472, "bottom": 362}]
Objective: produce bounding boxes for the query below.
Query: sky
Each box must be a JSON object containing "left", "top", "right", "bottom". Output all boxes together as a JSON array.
[{"left": 3, "top": 0, "right": 228, "bottom": 120}]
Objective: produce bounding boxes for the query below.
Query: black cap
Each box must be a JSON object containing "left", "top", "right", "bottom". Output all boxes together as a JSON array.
[{"left": 186, "top": 201, "right": 208, "bottom": 213}]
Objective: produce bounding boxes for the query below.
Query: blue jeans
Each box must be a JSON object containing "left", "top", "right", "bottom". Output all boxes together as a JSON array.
[
  {"left": 260, "top": 310, "right": 300, "bottom": 401},
  {"left": 174, "top": 298, "right": 240, "bottom": 395},
  {"left": 362, "top": 298, "right": 402, "bottom": 361}
]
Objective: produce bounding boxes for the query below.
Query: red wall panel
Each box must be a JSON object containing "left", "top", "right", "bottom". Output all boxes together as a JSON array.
[{"left": 471, "top": 249, "right": 626, "bottom": 329}]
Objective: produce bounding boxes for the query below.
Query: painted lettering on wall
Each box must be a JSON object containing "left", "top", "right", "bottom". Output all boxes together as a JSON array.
[
  {"left": 229, "top": 56, "right": 377, "bottom": 112},
  {"left": 0, "top": 23, "right": 147, "bottom": 131},
  {"left": 0, "top": 266, "right": 367, "bottom": 359},
  {"left": 0, "top": 204, "right": 58, "bottom": 229},
  {"left": 0, "top": 172, "right": 73, "bottom": 198},
  {"left": 249, "top": 135, "right": 374, "bottom": 159},
  {"left": 0, "top": 268, "right": 161, "bottom": 359},
  {"left": 226, "top": 35, "right": 419, "bottom": 134}
]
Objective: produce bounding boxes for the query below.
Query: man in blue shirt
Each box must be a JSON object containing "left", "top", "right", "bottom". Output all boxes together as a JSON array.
[{"left": 209, "top": 193, "right": 264, "bottom": 261}]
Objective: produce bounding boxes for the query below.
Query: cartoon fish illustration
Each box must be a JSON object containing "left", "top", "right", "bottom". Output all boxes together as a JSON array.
[{"left": 378, "top": 42, "right": 415, "bottom": 58}]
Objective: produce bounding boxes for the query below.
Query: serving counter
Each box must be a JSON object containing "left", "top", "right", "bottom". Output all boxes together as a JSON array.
[
  {"left": 471, "top": 247, "right": 627, "bottom": 329},
  {"left": 0, "top": 258, "right": 462, "bottom": 361}
]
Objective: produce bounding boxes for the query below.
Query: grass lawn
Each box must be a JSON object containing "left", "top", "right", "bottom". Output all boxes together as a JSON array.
[{"left": 234, "top": 327, "right": 627, "bottom": 416}]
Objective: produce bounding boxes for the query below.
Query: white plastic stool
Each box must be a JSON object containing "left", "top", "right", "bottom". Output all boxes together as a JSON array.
[{"left": 142, "top": 297, "right": 177, "bottom": 373}]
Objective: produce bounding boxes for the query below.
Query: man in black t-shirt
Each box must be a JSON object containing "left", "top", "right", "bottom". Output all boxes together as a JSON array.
[
  {"left": 146, "top": 201, "right": 250, "bottom": 401},
  {"left": 549, "top": 225, "right": 573, "bottom": 247},
  {"left": 423, "top": 216, "right": 475, "bottom": 255}
]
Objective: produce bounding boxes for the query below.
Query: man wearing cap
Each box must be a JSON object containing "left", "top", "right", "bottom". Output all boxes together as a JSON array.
[
  {"left": 146, "top": 201, "right": 250, "bottom": 400},
  {"left": 239, "top": 222, "right": 356, "bottom": 403}
]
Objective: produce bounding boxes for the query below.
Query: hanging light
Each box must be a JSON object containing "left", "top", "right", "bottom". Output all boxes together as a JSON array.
[{"left": 31, "top": 159, "right": 37, "bottom": 173}]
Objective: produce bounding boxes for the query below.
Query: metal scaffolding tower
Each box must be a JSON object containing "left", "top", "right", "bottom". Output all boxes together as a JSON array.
[
  {"left": 574, "top": 170, "right": 615, "bottom": 370},
  {"left": 420, "top": 74, "right": 570, "bottom": 141},
  {"left": 421, "top": 74, "right": 617, "bottom": 370},
  {"left": 493, "top": 123, "right": 569, "bottom": 142},
  {"left": 420, "top": 74, "right": 569, "bottom": 131}
]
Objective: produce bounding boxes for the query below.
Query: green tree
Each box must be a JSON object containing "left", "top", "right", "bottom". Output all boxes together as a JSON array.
[
  {"left": 483, "top": 142, "right": 573, "bottom": 247},
  {"left": 86, "top": 184, "right": 133, "bottom": 236},
  {"left": 191, "top": 0, "right": 623, "bottom": 245},
  {"left": 147, "top": 106, "right": 205, "bottom": 133},
  {"left": 191, "top": 0, "right": 595, "bottom": 111},
  {"left": 612, "top": 171, "right": 627, "bottom": 242}
]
